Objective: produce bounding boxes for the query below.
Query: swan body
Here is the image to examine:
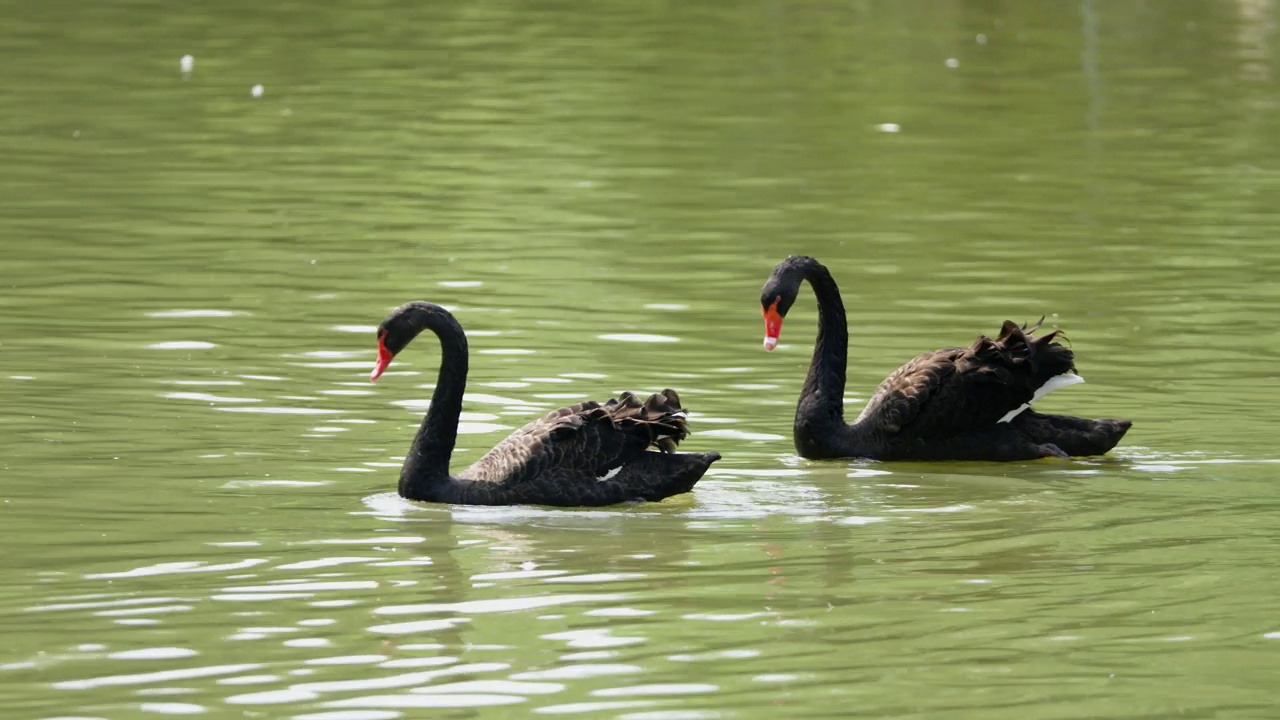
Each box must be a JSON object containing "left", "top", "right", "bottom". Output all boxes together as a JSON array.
[
  {"left": 760, "top": 256, "right": 1131, "bottom": 461},
  {"left": 370, "top": 301, "right": 719, "bottom": 506}
]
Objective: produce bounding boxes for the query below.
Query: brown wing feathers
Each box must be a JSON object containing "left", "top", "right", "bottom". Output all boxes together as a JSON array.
[
  {"left": 961, "top": 318, "right": 1075, "bottom": 384},
  {"left": 528, "top": 390, "right": 689, "bottom": 453},
  {"left": 859, "top": 319, "right": 1077, "bottom": 439},
  {"left": 460, "top": 388, "right": 694, "bottom": 485},
  {"left": 601, "top": 389, "right": 690, "bottom": 453}
]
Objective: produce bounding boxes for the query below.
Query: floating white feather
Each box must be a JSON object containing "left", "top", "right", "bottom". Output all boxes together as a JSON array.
[{"left": 998, "top": 373, "right": 1086, "bottom": 423}]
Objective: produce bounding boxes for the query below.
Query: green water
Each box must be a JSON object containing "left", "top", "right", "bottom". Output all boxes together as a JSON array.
[{"left": 3, "top": 0, "right": 1280, "bottom": 717}]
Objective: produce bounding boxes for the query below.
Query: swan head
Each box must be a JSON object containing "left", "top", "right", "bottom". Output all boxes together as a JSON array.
[
  {"left": 760, "top": 257, "right": 808, "bottom": 351},
  {"left": 370, "top": 301, "right": 445, "bottom": 382}
]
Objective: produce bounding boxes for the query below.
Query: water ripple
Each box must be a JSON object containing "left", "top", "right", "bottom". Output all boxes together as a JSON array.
[
  {"left": 53, "top": 664, "right": 263, "bottom": 690},
  {"left": 146, "top": 309, "right": 242, "bottom": 318},
  {"left": 375, "top": 595, "right": 626, "bottom": 616},
  {"left": 148, "top": 341, "right": 216, "bottom": 350}
]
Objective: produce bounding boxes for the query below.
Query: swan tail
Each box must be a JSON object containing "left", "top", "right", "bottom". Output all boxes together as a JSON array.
[
  {"left": 598, "top": 451, "right": 721, "bottom": 502},
  {"left": 1014, "top": 411, "right": 1133, "bottom": 457},
  {"left": 495, "top": 450, "right": 719, "bottom": 507}
]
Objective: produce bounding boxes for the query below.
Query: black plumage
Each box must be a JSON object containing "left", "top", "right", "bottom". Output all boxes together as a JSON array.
[
  {"left": 370, "top": 301, "right": 719, "bottom": 506},
  {"left": 760, "top": 256, "right": 1132, "bottom": 461}
]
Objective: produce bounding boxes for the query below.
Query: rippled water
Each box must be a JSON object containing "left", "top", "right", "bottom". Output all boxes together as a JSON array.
[{"left": 3, "top": 0, "right": 1280, "bottom": 717}]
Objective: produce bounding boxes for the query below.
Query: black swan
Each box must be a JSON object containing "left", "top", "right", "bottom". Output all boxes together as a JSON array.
[
  {"left": 369, "top": 301, "right": 720, "bottom": 506},
  {"left": 759, "top": 256, "right": 1132, "bottom": 461}
]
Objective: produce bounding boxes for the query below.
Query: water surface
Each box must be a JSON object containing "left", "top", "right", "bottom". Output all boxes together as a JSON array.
[{"left": 3, "top": 1, "right": 1279, "bottom": 717}]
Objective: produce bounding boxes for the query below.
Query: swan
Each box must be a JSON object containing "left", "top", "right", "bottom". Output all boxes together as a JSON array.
[
  {"left": 760, "top": 256, "right": 1131, "bottom": 461},
  {"left": 370, "top": 301, "right": 720, "bottom": 505}
]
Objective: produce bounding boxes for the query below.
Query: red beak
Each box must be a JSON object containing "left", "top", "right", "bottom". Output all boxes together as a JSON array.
[
  {"left": 370, "top": 334, "right": 393, "bottom": 382},
  {"left": 762, "top": 303, "right": 783, "bottom": 351}
]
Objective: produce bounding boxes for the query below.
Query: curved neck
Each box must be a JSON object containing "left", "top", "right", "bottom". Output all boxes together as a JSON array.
[
  {"left": 797, "top": 259, "right": 848, "bottom": 418},
  {"left": 779, "top": 258, "right": 853, "bottom": 455},
  {"left": 399, "top": 307, "right": 468, "bottom": 499}
]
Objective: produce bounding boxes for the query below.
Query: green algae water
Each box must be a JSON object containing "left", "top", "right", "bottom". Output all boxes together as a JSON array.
[{"left": 2, "top": 1, "right": 1279, "bottom": 717}]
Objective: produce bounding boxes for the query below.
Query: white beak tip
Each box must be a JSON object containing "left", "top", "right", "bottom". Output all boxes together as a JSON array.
[{"left": 763, "top": 337, "right": 778, "bottom": 351}]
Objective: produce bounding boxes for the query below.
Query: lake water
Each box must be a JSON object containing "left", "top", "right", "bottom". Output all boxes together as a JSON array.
[{"left": 3, "top": 0, "right": 1279, "bottom": 717}]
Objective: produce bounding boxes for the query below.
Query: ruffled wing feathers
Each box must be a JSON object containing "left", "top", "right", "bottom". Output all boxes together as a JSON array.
[
  {"left": 858, "top": 319, "right": 1077, "bottom": 435},
  {"left": 459, "top": 388, "right": 695, "bottom": 484}
]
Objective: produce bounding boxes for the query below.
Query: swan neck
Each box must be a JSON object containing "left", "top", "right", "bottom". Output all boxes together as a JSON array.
[
  {"left": 400, "top": 310, "right": 468, "bottom": 499},
  {"left": 800, "top": 260, "right": 849, "bottom": 417}
]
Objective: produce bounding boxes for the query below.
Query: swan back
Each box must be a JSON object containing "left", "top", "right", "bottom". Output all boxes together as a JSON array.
[{"left": 458, "top": 389, "right": 698, "bottom": 487}]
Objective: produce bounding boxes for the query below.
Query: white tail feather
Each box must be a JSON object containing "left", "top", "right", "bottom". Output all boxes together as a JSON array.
[{"left": 998, "top": 373, "right": 1085, "bottom": 423}]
